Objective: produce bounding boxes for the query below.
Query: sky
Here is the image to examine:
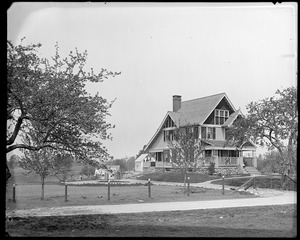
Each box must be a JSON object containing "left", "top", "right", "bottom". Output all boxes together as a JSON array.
[{"left": 7, "top": 2, "right": 297, "bottom": 159}]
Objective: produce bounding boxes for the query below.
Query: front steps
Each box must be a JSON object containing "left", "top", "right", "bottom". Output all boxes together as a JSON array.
[{"left": 244, "top": 166, "right": 261, "bottom": 176}]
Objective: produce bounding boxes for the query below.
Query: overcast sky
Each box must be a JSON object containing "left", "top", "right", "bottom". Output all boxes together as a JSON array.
[{"left": 7, "top": 2, "right": 297, "bottom": 159}]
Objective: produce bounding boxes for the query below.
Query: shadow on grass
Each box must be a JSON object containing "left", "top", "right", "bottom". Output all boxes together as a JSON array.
[{"left": 7, "top": 221, "right": 296, "bottom": 237}]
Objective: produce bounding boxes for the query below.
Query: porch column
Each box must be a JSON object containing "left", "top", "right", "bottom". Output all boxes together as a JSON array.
[
  {"left": 238, "top": 157, "right": 243, "bottom": 169},
  {"left": 214, "top": 156, "right": 219, "bottom": 168}
]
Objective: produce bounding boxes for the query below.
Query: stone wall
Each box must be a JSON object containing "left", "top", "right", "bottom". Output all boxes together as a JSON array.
[{"left": 147, "top": 166, "right": 244, "bottom": 176}]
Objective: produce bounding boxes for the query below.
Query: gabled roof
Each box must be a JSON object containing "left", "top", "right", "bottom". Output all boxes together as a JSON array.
[
  {"left": 222, "top": 109, "right": 243, "bottom": 127},
  {"left": 144, "top": 93, "right": 238, "bottom": 152},
  {"left": 203, "top": 139, "right": 239, "bottom": 148},
  {"left": 176, "top": 92, "right": 236, "bottom": 126},
  {"left": 135, "top": 153, "right": 148, "bottom": 162},
  {"left": 144, "top": 111, "right": 179, "bottom": 151},
  {"left": 203, "top": 139, "right": 256, "bottom": 149}
]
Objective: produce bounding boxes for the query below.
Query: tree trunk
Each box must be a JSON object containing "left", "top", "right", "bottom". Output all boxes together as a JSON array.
[
  {"left": 41, "top": 177, "right": 45, "bottom": 200},
  {"left": 6, "top": 163, "right": 11, "bottom": 185}
]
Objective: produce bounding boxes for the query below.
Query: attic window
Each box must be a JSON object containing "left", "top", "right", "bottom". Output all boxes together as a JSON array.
[
  {"left": 163, "top": 116, "right": 175, "bottom": 128},
  {"left": 214, "top": 109, "right": 229, "bottom": 125}
]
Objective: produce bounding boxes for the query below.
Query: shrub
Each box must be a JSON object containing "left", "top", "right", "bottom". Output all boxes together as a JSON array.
[
  {"left": 208, "top": 162, "right": 215, "bottom": 175},
  {"left": 80, "top": 165, "right": 96, "bottom": 179}
]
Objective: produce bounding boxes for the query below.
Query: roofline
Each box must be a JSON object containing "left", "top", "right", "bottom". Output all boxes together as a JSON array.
[
  {"left": 199, "top": 93, "right": 237, "bottom": 125},
  {"left": 222, "top": 109, "right": 243, "bottom": 127},
  {"left": 181, "top": 92, "right": 225, "bottom": 103},
  {"left": 144, "top": 111, "right": 177, "bottom": 152},
  {"left": 241, "top": 140, "right": 257, "bottom": 149}
]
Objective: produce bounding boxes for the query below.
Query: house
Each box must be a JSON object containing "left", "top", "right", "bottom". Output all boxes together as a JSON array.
[{"left": 135, "top": 93, "right": 258, "bottom": 175}]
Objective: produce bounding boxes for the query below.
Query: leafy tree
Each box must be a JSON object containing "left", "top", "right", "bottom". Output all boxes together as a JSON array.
[
  {"left": 52, "top": 153, "right": 73, "bottom": 182},
  {"left": 226, "top": 87, "right": 297, "bottom": 188},
  {"left": 19, "top": 147, "right": 56, "bottom": 200},
  {"left": 124, "top": 156, "right": 136, "bottom": 171},
  {"left": 112, "top": 159, "right": 127, "bottom": 172},
  {"left": 258, "top": 148, "right": 297, "bottom": 175},
  {"left": 7, "top": 39, "right": 121, "bottom": 177},
  {"left": 207, "top": 162, "right": 215, "bottom": 175},
  {"left": 7, "top": 154, "right": 20, "bottom": 168},
  {"left": 258, "top": 150, "right": 282, "bottom": 174},
  {"left": 80, "top": 165, "right": 96, "bottom": 179}
]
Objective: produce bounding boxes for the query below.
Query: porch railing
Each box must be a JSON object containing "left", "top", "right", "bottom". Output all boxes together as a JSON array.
[
  {"left": 218, "top": 157, "right": 238, "bottom": 166},
  {"left": 143, "top": 161, "right": 172, "bottom": 168},
  {"left": 143, "top": 157, "right": 240, "bottom": 168}
]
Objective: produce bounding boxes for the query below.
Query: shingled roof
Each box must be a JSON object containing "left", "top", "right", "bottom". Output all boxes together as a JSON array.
[
  {"left": 222, "top": 109, "right": 243, "bottom": 127},
  {"left": 144, "top": 93, "right": 237, "bottom": 151},
  {"left": 171, "top": 92, "right": 235, "bottom": 126}
]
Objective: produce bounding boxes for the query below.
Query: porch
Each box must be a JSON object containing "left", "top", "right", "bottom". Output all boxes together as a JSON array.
[
  {"left": 197, "top": 156, "right": 255, "bottom": 168},
  {"left": 141, "top": 148, "right": 257, "bottom": 170},
  {"left": 201, "top": 149, "right": 257, "bottom": 168}
]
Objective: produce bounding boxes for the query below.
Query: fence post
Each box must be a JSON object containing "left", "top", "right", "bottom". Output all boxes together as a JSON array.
[
  {"left": 13, "top": 184, "right": 16, "bottom": 203},
  {"left": 222, "top": 175, "right": 225, "bottom": 195},
  {"left": 183, "top": 174, "right": 186, "bottom": 194},
  {"left": 270, "top": 177, "right": 273, "bottom": 189},
  {"left": 148, "top": 179, "right": 151, "bottom": 198},
  {"left": 187, "top": 177, "right": 190, "bottom": 196},
  {"left": 65, "top": 182, "right": 68, "bottom": 202},
  {"left": 108, "top": 180, "right": 110, "bottom": 201}
]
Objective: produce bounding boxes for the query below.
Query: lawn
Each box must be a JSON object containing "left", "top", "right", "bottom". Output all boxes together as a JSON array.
[
  {"left": 6, "top": 167, "right": 258, "bottom": 211},
  {"left": 211, "top": 175, "right": 297, "bottom": 191},
  {"left": 6, "top": 204, "right": 297, "bottom": 237},
  {"left": 6, "top": 183, "right": 256, "bottom": 211},
  {"left": 137, "top": 172, "right": 221, "bottom": 183}
]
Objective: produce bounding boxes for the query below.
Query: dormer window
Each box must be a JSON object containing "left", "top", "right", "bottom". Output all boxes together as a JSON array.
[{"left": 214, "top": 109, "right": 229, "bottom": 125}]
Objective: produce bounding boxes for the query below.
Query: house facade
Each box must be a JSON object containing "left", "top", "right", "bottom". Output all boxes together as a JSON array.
[{"left": 135, "top": 93, "right": 257, "bottom": 174}]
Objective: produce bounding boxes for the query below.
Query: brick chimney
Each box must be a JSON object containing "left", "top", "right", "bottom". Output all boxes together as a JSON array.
[{"left": 173, "top": 95, "right": 182, "bottom": 112}]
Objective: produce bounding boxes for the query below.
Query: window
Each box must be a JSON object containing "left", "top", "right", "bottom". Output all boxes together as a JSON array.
[
  {"left": 212, "top": 149, "right": 218, "bottom": 157},
  {"left": 156, "top": 152, "right": 162, "bottom": 162},
  {"left": 207, "top": 127, "right": 216, "bottom": 139},
  {"left": 214, "top": 109, "right": 229, "bottom": 125},
  {"left": 164, "top": 130, "right": 174, "bottom": 141},
  {"left": 201, "top": 127, "right": 206, "bottom": 139},
  {"left": 201, "top": 127, "right": 216, "bottom": 139},
  {"left": 193, "top": 126, "right": 199, "bottom": 139},
  {"left": 163, "top": 116, "right": 175, "bottom": 128},
  {"left": 215, "top": 109, "right": 220, "bottom": 125}
]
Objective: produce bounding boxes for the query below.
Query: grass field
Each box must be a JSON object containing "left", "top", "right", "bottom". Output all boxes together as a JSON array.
[
  {"left": 5, "top": 167, "right": 297, "bottom": 237},
  {"left": 6, "top": 181, "right": 256, "bottom": 211},
  {"left": 6, "top": 204, "right": 297, "bottom": 237},
  {"left": 211, "top": 175, "right": 297, "bottom": 191},
  {"left": 6, "top": 167, "right": 258, "bottom": 211}
]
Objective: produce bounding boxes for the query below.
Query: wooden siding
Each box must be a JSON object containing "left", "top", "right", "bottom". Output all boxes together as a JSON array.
[
  {"left": 204, "top": 97, "right": 236, "bottom": 125},
  {"left": 148, "top": 131, "right": 169, "bottom": 152},
  {"left": 215, "top": 127, "right": 224, "bottom": 140},
  {"left": 204, "top": 111, "right": 215, "bottom": 124},
  {"left": 215, "top": 97, "right": 235, "bottom": 114}
]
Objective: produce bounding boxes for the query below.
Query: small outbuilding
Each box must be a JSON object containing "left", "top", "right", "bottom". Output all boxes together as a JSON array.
[{"left": 135, "top": 154, "right": 148, "bottom": 172}]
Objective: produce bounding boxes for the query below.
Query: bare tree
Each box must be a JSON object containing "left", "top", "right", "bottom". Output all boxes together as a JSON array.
[
  {"left": 19, "top": 147, "right": 56, "bottom": 200},
  {"left": 167, "top": 125, "right": 204, "bottom": 192}
]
